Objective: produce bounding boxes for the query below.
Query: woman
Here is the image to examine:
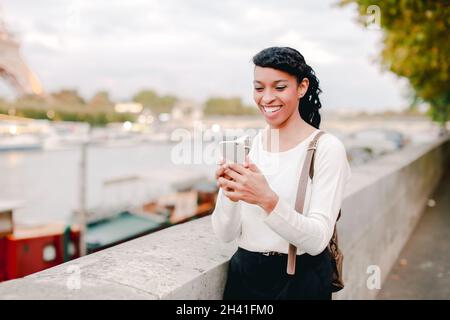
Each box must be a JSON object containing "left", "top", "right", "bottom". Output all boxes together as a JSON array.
[{"left": 211, "top": 47, "right": 352, "bottom": 300}]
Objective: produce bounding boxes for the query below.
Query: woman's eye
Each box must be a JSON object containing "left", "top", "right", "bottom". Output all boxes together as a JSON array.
[
  {"left": 275, "top": 86, "right": 286, "bottom": 91},
  {"left": 254, "top": 87, "right": 263, "bottom": 91}
]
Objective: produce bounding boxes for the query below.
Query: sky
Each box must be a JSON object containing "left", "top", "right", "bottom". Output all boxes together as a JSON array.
[{"left": 1, "top": 0, "right": 410, "bottom": 111}]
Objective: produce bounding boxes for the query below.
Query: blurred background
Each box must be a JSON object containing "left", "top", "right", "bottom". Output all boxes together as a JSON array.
[{"left": 0, "top": 0, "right": 448, "bottom": 299}]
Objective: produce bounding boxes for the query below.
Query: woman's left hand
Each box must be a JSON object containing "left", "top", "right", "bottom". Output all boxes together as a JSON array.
[{"left": 217, "top": 156, "right": 279, "bottom": 213}]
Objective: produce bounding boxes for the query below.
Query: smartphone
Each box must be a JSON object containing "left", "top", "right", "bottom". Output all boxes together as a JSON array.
[{"left": 219, "top": 140, "right": 246, "bottom": 164}]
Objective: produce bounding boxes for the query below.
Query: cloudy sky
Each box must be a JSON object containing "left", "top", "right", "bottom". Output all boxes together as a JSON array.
[{"left": 1, "top": 0, "right": 410, "bottom": 111}]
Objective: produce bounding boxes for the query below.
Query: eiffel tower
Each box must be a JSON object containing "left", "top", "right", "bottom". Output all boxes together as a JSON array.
[{"left": 0, "top": 16, "right": 43, "bottom": 96}]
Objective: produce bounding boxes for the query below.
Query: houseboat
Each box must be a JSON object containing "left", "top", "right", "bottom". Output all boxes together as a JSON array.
[{"left": 0, "top": 202, "right": 80, "bottom": 282}]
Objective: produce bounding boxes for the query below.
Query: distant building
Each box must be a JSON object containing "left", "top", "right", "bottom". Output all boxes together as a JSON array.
[
  {"left": 171, "top": 100, "right": 203, "bottom": 121},
  {"left": 114, "top": 102, "right": 143, "bottom": 114}
]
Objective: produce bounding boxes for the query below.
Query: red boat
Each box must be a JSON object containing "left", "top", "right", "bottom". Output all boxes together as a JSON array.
[{"left": 0, "top": 203, "right": 80, "bottom": 282}]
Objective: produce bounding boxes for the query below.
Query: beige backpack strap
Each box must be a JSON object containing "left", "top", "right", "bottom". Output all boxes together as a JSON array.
[{"left": 287, "top": 130, "right": 326, "bottom": 275}]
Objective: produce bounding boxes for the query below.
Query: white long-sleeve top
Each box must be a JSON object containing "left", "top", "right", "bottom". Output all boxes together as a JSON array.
[{"left": 211, "top": 129, "right": 352, "bottom": 256}]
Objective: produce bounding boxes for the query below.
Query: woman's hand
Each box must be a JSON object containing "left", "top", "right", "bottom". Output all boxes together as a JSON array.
[
  {"left": 215, "top": 158, "right": 234, "bottom": 192},
  {"left": 217, "top": 156, "right": 279, "bottom": 213}
]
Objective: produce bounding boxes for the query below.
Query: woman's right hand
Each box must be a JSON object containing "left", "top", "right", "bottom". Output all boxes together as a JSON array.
[{"left": 216, "top": 159, "right": 234, "bottom": 191}]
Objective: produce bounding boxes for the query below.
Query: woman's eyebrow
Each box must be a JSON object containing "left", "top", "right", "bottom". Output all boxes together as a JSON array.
[{"left": 253, "top": 80, "right": 289, "bottom": 84}]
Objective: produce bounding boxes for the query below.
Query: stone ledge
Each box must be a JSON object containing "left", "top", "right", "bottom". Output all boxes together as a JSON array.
[{"left": 0, "top": 136, "right": 448, "bottom": 299}]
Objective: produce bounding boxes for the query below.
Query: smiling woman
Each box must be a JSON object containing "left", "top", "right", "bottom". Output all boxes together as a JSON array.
[
  {"left": 252, "top": 47, "right": 322, "bottom": 130},
  {"left": 211, "top": 47, "right": 352, "bottom": 300}
]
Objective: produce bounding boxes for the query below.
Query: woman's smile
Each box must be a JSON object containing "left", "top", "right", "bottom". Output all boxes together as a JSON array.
[
  {"left": 253, "top": 66, "right": 306, "bottom": 128},
  {"left": 261, "top": 105, "right": 284, "bottom": 120},
  {"left": 262, "top": 105, "right": 283, "bottom": 113}
]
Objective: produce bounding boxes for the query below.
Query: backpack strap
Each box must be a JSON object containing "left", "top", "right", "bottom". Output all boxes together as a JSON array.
[{"left": 287, "top": 130, "right": 326, "bottom": 275}]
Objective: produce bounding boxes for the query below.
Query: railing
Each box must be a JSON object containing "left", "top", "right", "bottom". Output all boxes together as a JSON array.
[{"left": 0, "top": 135, "right": 449, "bottom": 299}]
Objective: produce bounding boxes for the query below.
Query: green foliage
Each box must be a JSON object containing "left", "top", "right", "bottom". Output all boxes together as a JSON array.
[
  {"left": 340, "top": 0, "right": 450, "bottom": 127},
  {"left": 204, "top": 97, "right": 259, "bottom": 116},
  {"left": 132, "top": 89, "right": 177, "bottom": 114},
  {"left": 88, "top": 90, "right": 114, "bottom": 110},
  {"left": 0, "top": 89, "right": 135, "bottom": 126},
  {"left": 1, "top": 86, "right": 259, "bottom": 125},
  {"left": 0, "top": 106, "right": 135, "bottom": 126},
  {"left": 51, "top": 89, "right": 86, "bottom": 106},
  {"left": 14, "top": 94, "right": 48, "bottom": 110}
]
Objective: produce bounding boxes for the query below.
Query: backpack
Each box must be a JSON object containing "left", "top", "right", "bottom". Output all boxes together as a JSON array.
[{"left": 286, "top": 130, "right": 344, "bottom": 292}]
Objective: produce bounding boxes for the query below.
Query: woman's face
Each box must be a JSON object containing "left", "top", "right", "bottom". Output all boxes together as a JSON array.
[{"left": 253, "top": 66, "right": 307, "bottom": 128}]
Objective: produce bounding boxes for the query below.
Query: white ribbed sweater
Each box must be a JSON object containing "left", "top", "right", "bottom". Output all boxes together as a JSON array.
[{"left": 211, "top": 129, "right": 352, "bottom": 256}]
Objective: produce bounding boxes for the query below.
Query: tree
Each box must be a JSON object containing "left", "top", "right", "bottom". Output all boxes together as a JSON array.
[
  {"left": 88, "top": 90, "right": 113, "bottom": 110},
  {"left": 340, "top": 0, "right": 450, "bottom": 130},
  {"left": 132, "top": 89, "right": 177, "bottom": 114},
  {"left": 51, "top": 89, "right": 85, "bottom": 107},
  {"left": 15, "top": 94, "right": 48, "bottom": 110},
  {"left": 204, "top": 97, "right": 259, "bottom": 116}
]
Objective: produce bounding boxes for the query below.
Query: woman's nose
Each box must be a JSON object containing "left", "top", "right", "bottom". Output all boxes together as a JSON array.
[{"left": 261, "top": 92, "right": 276, "bottom": 104}]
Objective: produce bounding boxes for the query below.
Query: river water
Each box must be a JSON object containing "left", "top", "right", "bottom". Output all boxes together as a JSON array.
[{"left": 0, "top": 141, "right": 219, "bottom": 226}]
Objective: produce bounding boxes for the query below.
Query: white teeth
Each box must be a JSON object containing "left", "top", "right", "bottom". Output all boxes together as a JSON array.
[{"left": 263, "top": 106, "right": 282, "bottom": 113}]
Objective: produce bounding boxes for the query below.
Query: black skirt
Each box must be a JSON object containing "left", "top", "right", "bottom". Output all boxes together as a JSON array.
[{"left": 223, "top": 247, "right": 333, "bottom": 300}]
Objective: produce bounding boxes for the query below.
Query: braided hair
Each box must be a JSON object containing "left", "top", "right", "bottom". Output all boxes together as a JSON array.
[{"left": 252, "top": 47, "right": 322, "bottom": 129}]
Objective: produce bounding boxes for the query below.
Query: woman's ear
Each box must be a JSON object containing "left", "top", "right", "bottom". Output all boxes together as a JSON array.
[{"left": 297, "top": 77, "right": 309, "bottom": 99}]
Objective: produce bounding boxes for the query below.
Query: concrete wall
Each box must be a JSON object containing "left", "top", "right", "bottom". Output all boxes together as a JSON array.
[
  {"left": 0, "top": 136, "right": 449, "bottom": 300},
  {"left": 336, "top": 136, "right": 450, "bottom": 299}
]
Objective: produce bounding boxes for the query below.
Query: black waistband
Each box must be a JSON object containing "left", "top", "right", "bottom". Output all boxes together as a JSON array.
[{"left": 237, "top": 247, "right": 328, "bottom": 268}]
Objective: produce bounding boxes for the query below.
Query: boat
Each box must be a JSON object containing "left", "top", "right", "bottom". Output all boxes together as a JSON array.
[
  {"left": 0, "top": 202, "right": 80, "bottom": 282},
  {"left": 42, "top": 121, "right": 90, "bottom": 149},
  {"left": 0, "top": 118, "right": 45, "bottom": 152},
  {"left": 83, "top": 172, "right": 218, "bottom": 253},
  {"left": 0, "top": 134, "right": 42, "bottom": 152},
  {"left": 136, "top": 174, "right": 218, "bottom": 225},
  {"left": 0, "top": 170, "right": 219, "bottom": 279},
  {"left": 85, "top": 211, "right": 167, "bottom": 254}
]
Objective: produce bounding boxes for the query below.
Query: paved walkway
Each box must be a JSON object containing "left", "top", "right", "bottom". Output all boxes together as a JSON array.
[{"left": 377, "top": 167, "right": 450, "bottom": 299}]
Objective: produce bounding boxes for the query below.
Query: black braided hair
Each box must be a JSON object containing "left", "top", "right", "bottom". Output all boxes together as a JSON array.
[{"left": 252, "top": 47, "right": 322, "bottom": 129}]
